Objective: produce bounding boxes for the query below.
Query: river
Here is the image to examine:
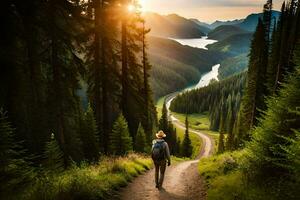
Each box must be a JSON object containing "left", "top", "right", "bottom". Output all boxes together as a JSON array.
[
  {"left": 169, "top": 36, "right": 220, "bottom": 91},
  {"left": 166, "top": 36, "right": 220, "bottom": 118}
]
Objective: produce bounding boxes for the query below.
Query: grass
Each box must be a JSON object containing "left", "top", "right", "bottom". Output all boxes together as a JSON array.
[
  {"left": 18, "top": 153, "right": 187, "bottom": 200},
  {"left": 172, "top": 111, "right": 210, "bottom": 130},
  {"left": 156, "top": 95, "right": 166, "bottom": 119},
  {"left": 198, "top": 151, "right": 277, "bottom": 200},
  {"left": 25, "top": 153, "right": 152, "bottom": 200}
]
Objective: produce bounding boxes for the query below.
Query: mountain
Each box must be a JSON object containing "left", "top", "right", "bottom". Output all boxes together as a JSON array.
[
  {"left": 236, "top": 11, "right": 281, "bottom": 32},
  {"left": 208, "top": 25, "right": 249, "bottom": 41},
  {"left": 218, "top": 53, "right": 249, "bottom": 79},
  {"left": 210, "top": 19, "right": 244, "bottom": 29},
  {"left": 207, "top": 33, "right": 252, "bottom": 56},
  {"left": 189, "top": 19, "right": 211, "bottom": 34},
  {"left": 144, "top": 12, "right": 206, "bottom": 38},
  {"left": 148, "top": 36, "right": 225, "bottom": 99}
]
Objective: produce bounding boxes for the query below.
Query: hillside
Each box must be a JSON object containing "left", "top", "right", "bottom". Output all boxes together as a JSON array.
[
  {"left": 149, "top": 53, "right": 200, "bottom": 99},
  {"left": 218, "top": 53, "right": 249, "bottom": 79},
  {"left": 210, "top": 19, "right": 244, "bottom": 29},
  {"left": 236, "top": 11, "right": 280, "bottom": 32},
  {"left": 148, "top": 36, "right": 225, "bottom": 99},
  {"left": 208, "top": 25, "right": 249, "bottom": 41},
  {"left": 144, "top": 12, "right": 206, "bottom": 38},
  {"left": 170, "top": 72, "right": 246, "bottom": 132},
  {"left": 207, "top": 33, "right": 252, "bottom": 56},
  {"left": 189, "top": 18, "right": 212, "bottom": 34}
]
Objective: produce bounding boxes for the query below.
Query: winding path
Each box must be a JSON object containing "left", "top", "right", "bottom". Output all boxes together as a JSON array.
[{"left": 118, "top": 93, "right": 214, "bottom": 200}]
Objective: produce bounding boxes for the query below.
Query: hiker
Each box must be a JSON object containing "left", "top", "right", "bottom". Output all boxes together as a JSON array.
[{"left": 151, "top": 130, "right": 171, "bottom": 189}]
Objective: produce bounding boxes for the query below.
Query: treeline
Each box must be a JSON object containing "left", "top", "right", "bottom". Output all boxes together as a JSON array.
[
  {"left": 190, "top": 0, "right": 300, "bottom": 198},
  {"left": 170, "top": 73, "right": 246, "bottom": 149},
  {"left": 236, "top": 0, "right": 300, "bottom": 145},
  {"left": 0, "top": 0, "right": 158, "bottom": 196},
  {"left": 234, "top": 0, "right": 300, "bottom": 197}
]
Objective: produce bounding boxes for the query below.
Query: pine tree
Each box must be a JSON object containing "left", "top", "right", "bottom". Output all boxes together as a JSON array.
[
  {"left": 110, "top": 114, "right": 133, "bottom": 155},
  {"left": 181, "top": 115, "right": 192, "bottom": 157},
  {"left": 86, "top": 0, "right": 118, "bottom": 155},
  {"left": 236, "top": 19, "right": 268, "bottom": 144},
  {"left": 176, "top": 137, "right": 182, "bottom": 157},
  {"left": 0, "top": 111, "right": 34, "bottom": 195},
  {"left": 141, "top": 19, "right": 155, "bottom": 143},
  {"left": 45, "top": 0, "right": 86, "bottom": 164},
  {"left": 134, "top": 123, "right": 147, "bottom": 153},
  {"left": 246, "top": 41, "right": 300, "bottom": 187},
  {"left": 159, "top": 101, "right": 169, "bottom": 132},
  {"left": 80, "top": 106, "right": 100, "bottom": 161},
  {"left": 44, "top": 133, "right": 64, "bottom": 172},
  {"left": 218, "top": 115, "right": 226, "bottom": 153},
  {"left": 218, "top": 131, "right": 225, "bottom": 154}
]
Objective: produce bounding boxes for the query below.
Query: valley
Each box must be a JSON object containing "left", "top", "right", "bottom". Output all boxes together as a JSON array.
[
  {"left": 3, "top": 0, "right": 299, "bottom": 199},
  {"left": 146, "top": 11, "right": 261, "bottom": 100}
]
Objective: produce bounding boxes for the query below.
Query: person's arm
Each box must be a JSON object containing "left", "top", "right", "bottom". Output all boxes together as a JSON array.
[
  {"left": 151, "top": 139, "right": 156, "bottom": 150},
  {"left": 164, "top": 142, "right": 171, "bottom": 165}
]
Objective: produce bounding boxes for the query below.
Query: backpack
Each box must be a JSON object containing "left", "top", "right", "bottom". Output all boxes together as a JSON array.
[{"left": 152, "top": 141, "right": 165, "bottom": 161}]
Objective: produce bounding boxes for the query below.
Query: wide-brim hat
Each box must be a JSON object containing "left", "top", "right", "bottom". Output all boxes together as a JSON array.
[{"left": 156, "top": 130, "right": 166, "bottom": 138}]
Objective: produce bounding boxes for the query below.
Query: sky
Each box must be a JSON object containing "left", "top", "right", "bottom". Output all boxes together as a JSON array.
[{"left": 140, "top": 0, "right": 284, "bottom": 23}]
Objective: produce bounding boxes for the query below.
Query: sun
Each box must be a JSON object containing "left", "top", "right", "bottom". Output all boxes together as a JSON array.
[{"left": 127, "top": 4, "right": 135, "bottom": 12}]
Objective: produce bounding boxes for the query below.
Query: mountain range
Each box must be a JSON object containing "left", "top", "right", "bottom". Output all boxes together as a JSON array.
[
  {"left": 144, "top": 13, "right": 207, "bottom": 38},
  {"left": 146, "top": 11, "right": 281, "bottom": 99},
  {"left": 145, "top": 11, "right": 280, "bottom": 38}
]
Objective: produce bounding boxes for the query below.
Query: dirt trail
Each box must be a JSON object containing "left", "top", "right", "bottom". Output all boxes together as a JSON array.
[{"left": 118, "top": 116, "right": 214, "bottom": 200}]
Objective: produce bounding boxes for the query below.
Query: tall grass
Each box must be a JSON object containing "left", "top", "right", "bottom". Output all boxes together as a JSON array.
[
  {"left": 19, "top": 154, "right": 152, "bottom": 200},
  {"left": 198, "top": 151, "right": 282, "bottom": 200}
]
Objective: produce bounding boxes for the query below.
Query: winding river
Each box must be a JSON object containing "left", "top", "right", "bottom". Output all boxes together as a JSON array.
[
  {"left": 170, "top": 36, "right": 220, "bottom": 90},
  {"left": 166, "top": 36, "right": 220, "bottom": 118}
]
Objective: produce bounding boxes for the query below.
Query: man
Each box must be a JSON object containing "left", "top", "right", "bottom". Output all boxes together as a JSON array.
[{"left": 151, "top": 130, "right": 171, "bottom": 189}]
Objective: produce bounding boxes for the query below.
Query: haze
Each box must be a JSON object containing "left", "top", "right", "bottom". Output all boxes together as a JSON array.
[{"left": 141, "top": 0, "right": 284, "bottom": 22}]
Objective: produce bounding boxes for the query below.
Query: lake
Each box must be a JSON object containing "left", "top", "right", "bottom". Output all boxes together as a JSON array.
[{"left": 171, "top": 36, "right": 217, "bottom": 50}]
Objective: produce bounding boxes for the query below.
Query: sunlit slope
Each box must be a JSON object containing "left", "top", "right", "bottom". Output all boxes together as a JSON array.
[
  {"left": 207, "top": 33, "right": 252, "bottom": 56},
  {"left": 144, "top": 12, "right": 206, "bottom": 38},
  {"left": 148, "top": 36, "right": 225, "bottom": 99},
  {"left": 208, "top": 25, "right": 249, "bottom": 41}
]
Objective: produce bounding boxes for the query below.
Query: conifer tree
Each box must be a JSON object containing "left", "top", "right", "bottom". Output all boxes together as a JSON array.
[
  {"left": 176, "top": 137, "right": 182, "bottom": 157},
  {"left": 0, "top": 111, "right": 34, "bottom": 194},
  {"left": 80, "top": 106, "right": 100, "bottom": 161},
  {"left": 159, "top": 101, "right": 169, "bottom": 132},
  {"left": 110, "top": 114, "right": 133, "bottom": 155},
  {"left": 181, "top": 115, "right": 192, "bottom": 157},
  {"left": 134, "top": 123, "right": 147, "bottom": 153},
  {"left": 44, "top": 133, "right": 64, "bottom": 172},
  {"left": 218, "top": 115, "right": 226, "bottom": 153},
  {"left": 218, "top": 131, "right": 225, "bottom": 154},
  {"left": 236, "top": 19, "right": 268, "bottom": 144},
  {"left": 141, "top": 19, "right": 155, "bottom": 143},
  {"left": 116, "top": 0, "right": 157, "bottom": 146},
  {"left": 86, "top": 0, "right": 119, "bottom": 155},
  {"left": 246, "top": 41, "right": 300, "bottom": 186}
]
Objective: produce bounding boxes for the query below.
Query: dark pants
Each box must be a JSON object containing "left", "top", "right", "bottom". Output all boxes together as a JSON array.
[{"left": 154, "top": 160, "right": 167, "bottom": 187}]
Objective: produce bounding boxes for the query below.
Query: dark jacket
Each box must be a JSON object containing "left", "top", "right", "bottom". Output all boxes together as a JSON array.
[{"left": 152, "top": 139, "right": 171, "bottom": 163}]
